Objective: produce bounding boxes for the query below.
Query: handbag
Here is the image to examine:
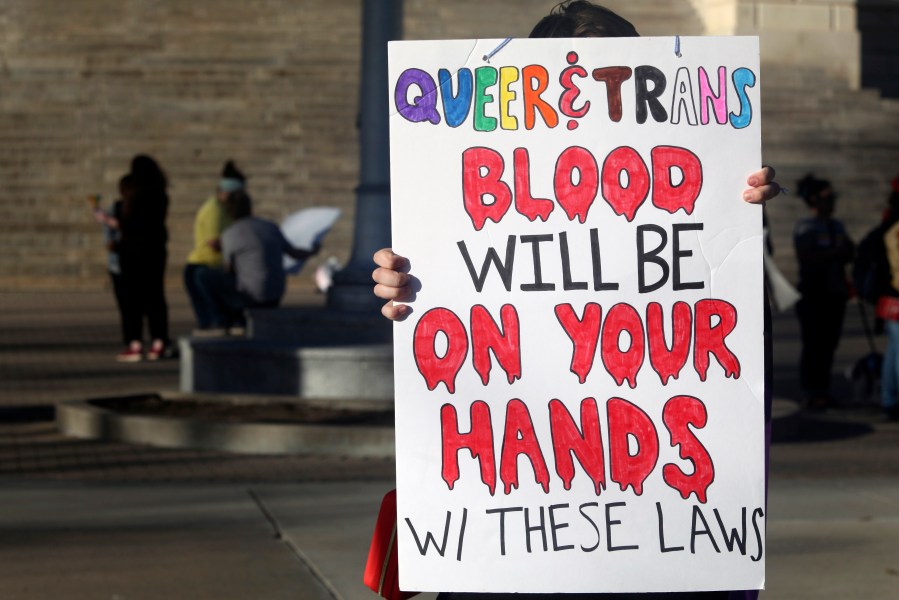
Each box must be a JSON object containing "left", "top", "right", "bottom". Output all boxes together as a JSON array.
[
  {"left": 876, "top": 295, "right": 899, "bottom": 321},
  {"left": 363, "top": 489, "right": 419, "bottom": 600}
]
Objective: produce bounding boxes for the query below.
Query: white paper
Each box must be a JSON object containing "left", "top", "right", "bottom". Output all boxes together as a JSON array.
[
  {"left": 764, "top": 251, "right": 801, "bottom": 312},
  {"left": 280, "top": 207, "right": 340, "bottom": 272},
  {"left": 389, "top": 36, "right": 765, "bottom": 594}
]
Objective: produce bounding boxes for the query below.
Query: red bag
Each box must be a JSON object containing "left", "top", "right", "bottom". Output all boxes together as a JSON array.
[
  {"left": 363, "top": 489, "right": 419, "bottom": 600},
  {"left": 876, "top": 295, "right": 899, "bottom": 321}
]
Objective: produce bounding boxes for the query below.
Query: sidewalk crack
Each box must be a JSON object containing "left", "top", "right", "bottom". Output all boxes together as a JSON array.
[{"left": 248, "top": 488, "right": 342, "bottom": 600}]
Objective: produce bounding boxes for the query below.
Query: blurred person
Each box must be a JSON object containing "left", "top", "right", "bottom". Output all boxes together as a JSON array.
[
  {"left": 184, "top": 160, "right": 242, "bottom": 334},
  {"left": 193, "top": 190, "right": 319, "bottom": 331},
  {"left": 873, "top": 176, "right": 899, "bottom": 421},
  {"left": 113, "top": 154, "right": 172, "bottom": 361},
  {"left": 793, "top": 174, "right": 855, "bottom": 408},
  {"left": 92, "top": 175, "right": 133, "bottom": 349}
]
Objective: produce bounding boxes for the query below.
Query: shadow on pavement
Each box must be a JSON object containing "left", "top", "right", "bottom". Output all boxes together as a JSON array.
[{"left": 772, "top": 410, "right": 875, "bottom": 444}]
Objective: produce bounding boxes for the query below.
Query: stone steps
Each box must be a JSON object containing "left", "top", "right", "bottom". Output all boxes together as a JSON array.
[
  {"left": 760, "top": 61, "right": 899, "bottom": 281},
  {"left": 0, "top": 0, "right": 363, "bottom": 290},
  {"left": 2, "top": 0, "right": 899, "bottom": 291}
]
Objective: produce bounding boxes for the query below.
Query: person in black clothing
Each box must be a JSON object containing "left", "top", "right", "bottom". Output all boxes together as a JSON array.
[
  {"left": 792, "top": 174, "right": 855, "bottom": 408},
  {"left": 114, "top": 154, "right": 172, "bottom": 361}
]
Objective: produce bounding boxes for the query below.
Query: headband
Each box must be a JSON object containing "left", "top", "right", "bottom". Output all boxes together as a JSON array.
[{"left": 218, "top": 178, "right": 245, "bottom": 193}]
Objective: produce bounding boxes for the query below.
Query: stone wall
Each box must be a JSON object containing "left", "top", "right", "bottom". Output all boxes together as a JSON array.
[
  {"left": 692, "top": 0, "right": 861, "bottom": 87},
  {"left": 0, "top": 0, "right": 702, "bottom": 292},
  {"left": 0, "top": 0, "right": 365, "bottom": 290},
  {"left": 0, "top": 0, "right": 898, "bottom": 291}
]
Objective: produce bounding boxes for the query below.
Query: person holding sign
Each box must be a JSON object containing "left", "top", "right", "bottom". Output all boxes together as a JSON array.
[{"left": 373, "top": 2, "right": 782, "bottom": 598}]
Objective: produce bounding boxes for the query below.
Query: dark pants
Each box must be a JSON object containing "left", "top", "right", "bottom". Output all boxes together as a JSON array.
[
  {"left": 110, "top": 271, "right": 129, "bottom": 345},
  {"left": 192, "top": 267, "right": 278, "bottom": 328},
  {"left": 796, "top": 294, "right": 847, "bottom": 397},
  {"left": 184, "top": 264, "right": 218, "bottom": 329},
  {"left": 119, "top": 250, "right": 169, "bottom": 344}
]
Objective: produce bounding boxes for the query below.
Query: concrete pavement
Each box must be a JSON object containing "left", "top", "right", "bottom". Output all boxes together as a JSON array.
[
  {"left": 1, "top": 289, "right": 898, "bottom": 598},
  {"left": 0, "top": 483, "right": 338, "bottom": 600},
  {"left": 1, "top": 479, "right": 897, "bottom": 599},
  {"left": 765, "top": 478, "right": 899, "bottom": 598}
]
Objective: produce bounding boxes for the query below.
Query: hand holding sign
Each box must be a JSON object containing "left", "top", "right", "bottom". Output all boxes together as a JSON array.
[
  {"left": 373, "top": 248, "right": 413, "bottom": 320},
  {"left": 388, "top": 36, "right": 767, "bottom": 594}
]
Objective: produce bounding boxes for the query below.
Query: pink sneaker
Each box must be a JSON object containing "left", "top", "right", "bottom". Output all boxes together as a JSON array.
[
  {"left": 145, "top": 339, "right": 165, "bottom": 361},
  {"left": 116, "top": 341, "right": 143, "bottom": 362}
]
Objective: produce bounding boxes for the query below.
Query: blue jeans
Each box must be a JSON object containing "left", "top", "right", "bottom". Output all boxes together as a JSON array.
[
  {"left": 184, "top": 264, "right": 217, "bottom": 329},
  {"left": 881, "top": 320, "right": 899, "bottom": 410},
  {"left": 189, "top": 265, "right": 251, "bottom": 329}
]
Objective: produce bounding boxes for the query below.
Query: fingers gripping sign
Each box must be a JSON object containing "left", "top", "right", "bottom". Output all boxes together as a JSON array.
[{"left": 373, "top": 248, "right": 413, "bottom": 320}]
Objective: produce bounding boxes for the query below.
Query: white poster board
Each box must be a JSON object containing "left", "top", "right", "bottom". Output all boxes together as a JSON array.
[{"left": 388, "top": 36, "right": 765, "bottom": 594}]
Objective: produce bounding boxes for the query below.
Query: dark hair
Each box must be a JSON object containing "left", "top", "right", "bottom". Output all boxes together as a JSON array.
[
  {"left": 221, "top": 160, "right": 246, "bottom": 182},
  {"left": 130, "top": 154, "right": 168, "bottom": 193},
  {"left": 118, "top": 173, "right": 136, "bottom": 197},
  {"left": 529, "top": 1, "right": 639, "bottom": 38},
  {"left": 796, "top": 173, "right": 833, "bottom": 208},
  {"left": 226, "top": 190, "right": 253, "bottom": 220},
  {"left": 878, "top": 176, "right": 899, "bottom": 225}
]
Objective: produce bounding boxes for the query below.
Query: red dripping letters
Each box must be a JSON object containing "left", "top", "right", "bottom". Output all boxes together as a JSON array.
[
  {"left": 462, "top": 144, "right": 704, "bottom": 230},
  {"left": 439, "top": 395, "right": 715, "bottom": 502},
  {"left": 421, "top": 301, "right": 732, "bottom": 502},
  {"left": 414, "top": 300, "right": 739, "bottom": 394}
]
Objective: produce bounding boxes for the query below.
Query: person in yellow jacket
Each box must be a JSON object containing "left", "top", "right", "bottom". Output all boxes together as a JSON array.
[{"left": 183, "top": 160, "right": 244, "bottom": 333}]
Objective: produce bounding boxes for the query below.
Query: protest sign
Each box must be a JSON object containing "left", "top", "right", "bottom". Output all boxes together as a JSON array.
[{"left": 388, "top": 36, "right": 765, "bottom": 594}]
